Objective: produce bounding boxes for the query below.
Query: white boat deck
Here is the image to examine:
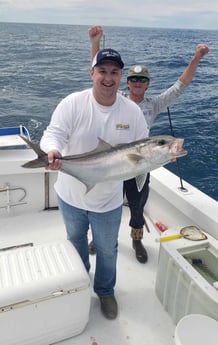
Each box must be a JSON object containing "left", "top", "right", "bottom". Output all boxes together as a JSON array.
[
  {"left": 1, "top": 142, "right": 217, "bottom": 345},
  {"left": 1, "top": 205, "right": 176, "bottom": 345}
]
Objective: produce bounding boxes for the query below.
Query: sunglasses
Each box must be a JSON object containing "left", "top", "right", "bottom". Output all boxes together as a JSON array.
[{"left": 127, "top": 76, "right": 150, "bottom": 83}]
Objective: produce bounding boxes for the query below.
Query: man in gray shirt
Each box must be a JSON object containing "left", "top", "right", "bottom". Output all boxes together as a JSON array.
[{"left": 88, "top": 25, "right": 209, "bottom": 263}]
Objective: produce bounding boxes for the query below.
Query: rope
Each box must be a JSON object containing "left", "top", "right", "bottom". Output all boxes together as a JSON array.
[{"left": 167, "top": 107, "right": 187, "bottom": 192}]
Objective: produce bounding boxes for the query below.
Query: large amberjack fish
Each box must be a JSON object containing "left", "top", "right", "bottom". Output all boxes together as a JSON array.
[{"left": 20, "top": 135, "right": 187, "bottom": 193}]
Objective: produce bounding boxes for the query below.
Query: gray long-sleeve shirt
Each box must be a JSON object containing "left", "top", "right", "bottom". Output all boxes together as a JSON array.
[{"left": 122, "top": 79, "right": 187, "bottom": 132}]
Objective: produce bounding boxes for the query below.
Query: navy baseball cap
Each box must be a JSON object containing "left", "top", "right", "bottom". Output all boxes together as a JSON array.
[{"left": 92, "top": 48, "right": 124, "bottom": 69}]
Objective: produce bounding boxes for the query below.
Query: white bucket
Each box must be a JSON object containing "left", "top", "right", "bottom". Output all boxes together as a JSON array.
[{"left": 175, "top": 314, "right": 218, "bottom": 345}]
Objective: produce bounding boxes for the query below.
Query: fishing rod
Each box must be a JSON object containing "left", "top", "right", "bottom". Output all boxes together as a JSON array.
[
  {"left": 167, "top": 107, "right": 188, "bottom": 192},
  {"left": 102, "top": 34, "right": 105, "bottom": 49}
]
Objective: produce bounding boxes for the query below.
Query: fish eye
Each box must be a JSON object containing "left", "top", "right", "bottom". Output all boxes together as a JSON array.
[{"left": 157, "top": 139, "right": 166, "bottom": 146}]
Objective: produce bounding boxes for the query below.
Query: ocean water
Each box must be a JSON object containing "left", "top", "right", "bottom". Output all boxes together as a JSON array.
[{"left": 0, "top": 22, "right": 217, "bottom": 200}]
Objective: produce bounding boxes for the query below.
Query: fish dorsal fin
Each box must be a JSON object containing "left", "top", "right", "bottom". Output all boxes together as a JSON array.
[
  {"left": 84, "top": 183, "right": 96, "bottom": 194},
  {"left": 63, "top": 138, "right": 113, "bottom": 160},
  {"left": 127, "top": 153, "right": 144, "bottom": 165},
  {"left": 135, "top": 173, "right": 148, "bottom": 192},
  {"left": 96, "top": 137, "right": 113, "bottom": 151}
]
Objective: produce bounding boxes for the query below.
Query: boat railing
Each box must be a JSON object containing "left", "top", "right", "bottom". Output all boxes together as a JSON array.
[
  {"left": 0, "top": 183, "right": 27, "bottom": 213},
  {"left": 0, "top": 125, "right": 31, "bottom": 149},
  {"left": 0, "top": 125, "right": 30, "bottom": 138}
]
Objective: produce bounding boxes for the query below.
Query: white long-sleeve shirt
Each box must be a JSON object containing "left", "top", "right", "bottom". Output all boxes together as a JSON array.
[{"left": 40, "top": 88, "right": 148, "bottom": 212}]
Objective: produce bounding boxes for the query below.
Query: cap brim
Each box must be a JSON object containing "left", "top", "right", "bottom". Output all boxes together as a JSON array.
[{"left": 95, "top": 57, "right": 124, "bottom": 69}]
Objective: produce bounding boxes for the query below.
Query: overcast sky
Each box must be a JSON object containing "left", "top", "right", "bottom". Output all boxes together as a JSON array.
[{"left": 0, "top": 0, "right": 217, "bottom": 30}]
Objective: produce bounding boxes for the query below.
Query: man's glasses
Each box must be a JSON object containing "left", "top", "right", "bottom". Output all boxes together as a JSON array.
[{"left": 127, "top": 76, "right": 149, "bottom": 83}]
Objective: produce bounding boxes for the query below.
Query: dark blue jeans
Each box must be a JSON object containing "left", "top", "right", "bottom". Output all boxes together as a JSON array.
[
  {"left": 123, "top": 173, "right": 150, "bottom": 229},
  {"left": 57, "top": 195, "right": 122, "bottom": 297}
]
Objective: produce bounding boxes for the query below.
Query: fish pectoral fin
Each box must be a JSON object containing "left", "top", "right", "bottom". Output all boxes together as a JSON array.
[
  {"left": 135, "top": 174, "right": 147, "bottom": 192},
  {"left": 127, "top": 153, "right": 144, "bottom": 165}
]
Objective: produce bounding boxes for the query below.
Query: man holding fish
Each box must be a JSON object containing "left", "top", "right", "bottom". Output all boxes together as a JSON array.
[
  {"left": 39, "top": 47, "right": 149, "bottom": 320},
  {"left": 37, "top": 28, "right": 208, "bottom": 321},
  {"left": 88, "top": 25, "right": 209, "bottom": 264}
]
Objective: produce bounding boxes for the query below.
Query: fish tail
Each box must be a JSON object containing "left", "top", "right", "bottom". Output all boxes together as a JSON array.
[
  {"left": 22, "top": 158, "right": 47, "bottom": 168},
  {"left": 20, "top": 135, "right": 48, "bottom": 168}
]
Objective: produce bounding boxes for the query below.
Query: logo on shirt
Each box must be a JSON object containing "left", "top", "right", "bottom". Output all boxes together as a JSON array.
[{"left": 116, "top": 124, "right": 130, "bottom": 130}]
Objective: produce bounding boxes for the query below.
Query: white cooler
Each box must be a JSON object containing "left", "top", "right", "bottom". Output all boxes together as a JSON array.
[{"left": 0, "top": 240, "right": 91, "bottom": 345}]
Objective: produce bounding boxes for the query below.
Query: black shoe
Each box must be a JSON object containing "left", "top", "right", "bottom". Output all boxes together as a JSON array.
[
  {"left": 99, "top": 296, "right": 118, "bottom": 320},
  {"left": 88, "top": 241, "right": 96, "bottom": 255},
  {"left": 132, "top": 239, "right": 148, "bottom": 263}
]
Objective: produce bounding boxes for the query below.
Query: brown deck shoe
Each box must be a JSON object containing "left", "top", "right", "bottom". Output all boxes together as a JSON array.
[{"left": 99, "top": 296, "right": 118, "bottom": 320}]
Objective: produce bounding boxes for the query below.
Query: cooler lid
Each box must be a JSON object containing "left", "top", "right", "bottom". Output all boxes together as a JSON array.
[{"left": 0, "top": 240, "right": 90, "bottom": 309}]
